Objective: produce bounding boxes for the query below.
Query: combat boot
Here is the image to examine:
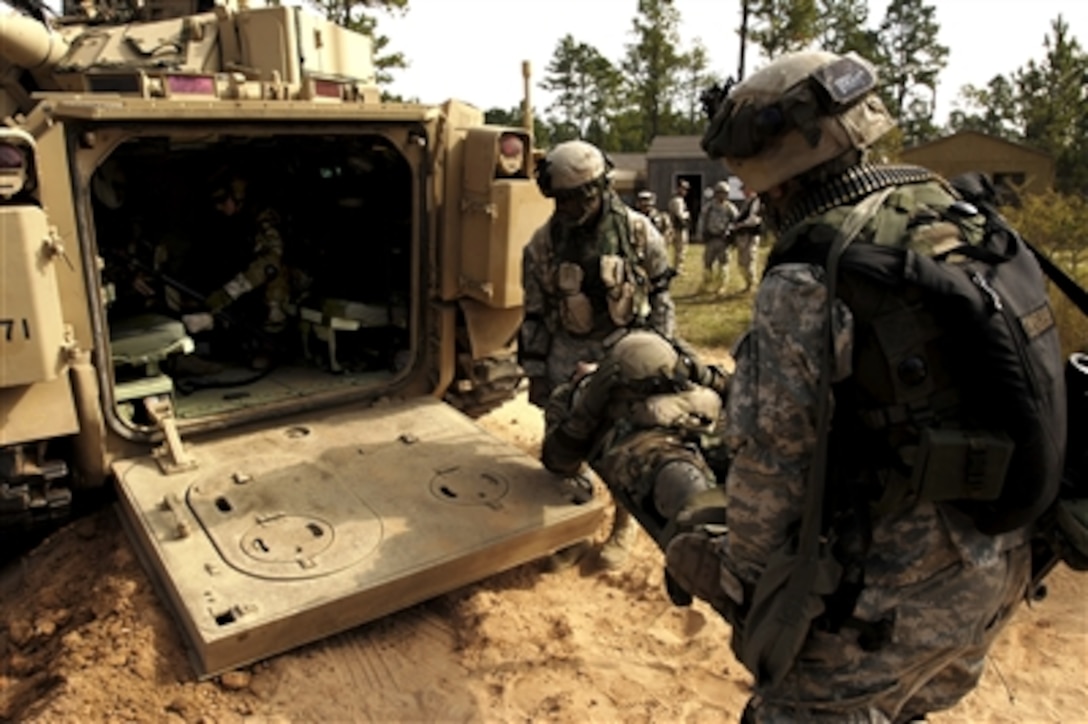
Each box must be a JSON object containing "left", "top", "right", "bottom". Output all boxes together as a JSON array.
[
  {"left": 598, "top": 505, "right": 638, "bottom": 570},
  {"left": 699, "top": 269, "right": 715, "bottom": 293},
  {"left": 716, "top": 268, "right": 730, "bottom": 296}
]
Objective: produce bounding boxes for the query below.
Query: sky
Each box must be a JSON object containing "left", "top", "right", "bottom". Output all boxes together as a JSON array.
[{"left": 374, "top": 0, "right": 1088, "bottom": 125}]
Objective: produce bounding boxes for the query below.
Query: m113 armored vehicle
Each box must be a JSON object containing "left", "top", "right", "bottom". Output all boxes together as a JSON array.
[{"left": 0, "top": 0, "right": 603, "bottom": 677}]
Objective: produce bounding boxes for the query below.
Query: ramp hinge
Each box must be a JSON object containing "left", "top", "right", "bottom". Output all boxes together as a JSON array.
[{"left": 147, "top": 397, "right": 197, "bottom": 475}]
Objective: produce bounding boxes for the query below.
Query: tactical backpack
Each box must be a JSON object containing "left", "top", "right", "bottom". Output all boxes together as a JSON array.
[{"left": 768, "top": 173, "right": 1067, "bottom": 535}]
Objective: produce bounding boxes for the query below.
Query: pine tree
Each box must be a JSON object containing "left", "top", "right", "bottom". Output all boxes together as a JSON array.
[
  {"left": 876, "top": 0, "right": 948, "bottom": 145},
  {"left": 540, "top": 35, "right": 622, "bottom": 148},
  {"left": 621, "top": 0, "right": 686, "bottom": 148},
  {"left": 748, "top": 0, "right": 819, "bottom": 58}
]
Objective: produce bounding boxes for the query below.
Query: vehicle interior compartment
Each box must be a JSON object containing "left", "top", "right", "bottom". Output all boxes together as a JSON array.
[{"left": 90, "top": 131, "right": 415, "bottom": 426}]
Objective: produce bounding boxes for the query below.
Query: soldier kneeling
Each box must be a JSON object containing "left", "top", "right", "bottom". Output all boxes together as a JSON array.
[{"left": 540, "top": 329, "right": 732, "bottom": 569}]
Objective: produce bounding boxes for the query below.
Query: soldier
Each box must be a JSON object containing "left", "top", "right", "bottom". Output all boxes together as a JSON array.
[
  {"left": 666, "top": 179, "right": 691, "bottom": 273},
  {"left": 635, "top": 189, "right": 672, "bottom": 243},
  {"left": 180, "top": 170, "right": 291, "bottom": 369},
  {"left": 729, "top": 187, "right": 763, "bottom": 294},
  {"left": 520, "top": 139, "right": 676, "bottom": 568},
  {"left": 668, "top": 50, "right": 1037, "bottom": 722},
  {"left": 541, "top": 330, "right": 731, "bottom": 569},
  {"left": 695, "top": 181, "right": 738, "bottom": 294}
]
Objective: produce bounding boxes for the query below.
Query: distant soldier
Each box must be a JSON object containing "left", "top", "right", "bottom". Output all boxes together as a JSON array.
[
  {"left": 180, "top": 170, "right": 291, "bottom": 369},
  {"left": 635, "top": 189, "right": 672, "bottom": 241},
  {"left": 695, "top": 181, "right": 738, "bottom": 294},
  {"left": 666, "top": 179, "right": 691, "bottom": 273},
  {"left": 729, "top": 188, "right": 763, "bottom": 294},
  {"left": 520, "top": 139, "right": 676, "bottom": 568},
  {"left": 541, "top": 330, "right": 731, "bottom": 569}
]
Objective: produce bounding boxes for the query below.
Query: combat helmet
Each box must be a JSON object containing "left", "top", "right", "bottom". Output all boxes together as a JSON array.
[
  {"left": 712, "top": 180, "right": 730, "bottom": 196},
  {"left": 535, "top": 140, "right": 612, "bottom": 197},
  {"left": 608, "top": 330, "right": 684, "bottom": 390},
  {"left": 701, "top": 51, "right": 895, "bottom": 193}
]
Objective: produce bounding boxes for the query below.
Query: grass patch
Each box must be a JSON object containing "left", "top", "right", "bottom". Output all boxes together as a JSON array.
[{"left": 671, "top": 243, "right": 765, "bottom": 358}]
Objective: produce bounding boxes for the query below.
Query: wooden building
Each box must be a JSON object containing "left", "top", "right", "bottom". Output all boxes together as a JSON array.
[
  {"left": 644, "top": 135, "right": 736, "bottom": 234},
  {"left": 900, "top": 130, "right": 1055, "bottom": 197}
]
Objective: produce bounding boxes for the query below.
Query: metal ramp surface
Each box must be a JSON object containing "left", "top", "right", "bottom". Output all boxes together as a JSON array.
[{"left": 113, "top": 397, "right": 605, "bottom": 677}]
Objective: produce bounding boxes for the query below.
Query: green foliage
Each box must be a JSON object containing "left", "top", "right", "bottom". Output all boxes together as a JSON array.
[
  {"left": 483, "top": 107, "right": 554, "bottom": 148},
  {"left": 672, "top": 245, "right": 765, "bottom": 350},
  {"left": 305, "top": 0, "right": 408, "bottom": 85},
  {"left": 748, "top": 0, "right": 820, "bottom": 57},
  {"left": 947, "top": 75, "right": 1019, "bottom": 140},
  {"left": 1001, "top": 192, "right": 1088, "bottom": 355},
  {"left": 540, "top": 35, "right": 623, "bottom": 148},
  {"left": 621, "top": 0, "right": 687, "bottom": 148},
  {"left": 876, "top": 0, "right": 948, "bottom": 145},
  {"left": 948, "top": 16, "right": 1088, "bottom": 195},
  {"left": 817, "top": 0, "right": 879, "bottom": 58},
  {"left": 674, "top": 39, "right": 724, "bottom": 134}
]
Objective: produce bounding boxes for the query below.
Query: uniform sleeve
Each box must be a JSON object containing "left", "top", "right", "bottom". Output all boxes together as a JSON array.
[
  {"left": 207, "top": 208, "right": 285, "bottom": 312},
  {"left": 722, "top": 263, "right": 854, "bottom": 583},
  {"left": 518, "top": 229, "right": 552, "bottom": 379},
  {"left": 641, "top": 219, "right": 677, "bottom": 339}
]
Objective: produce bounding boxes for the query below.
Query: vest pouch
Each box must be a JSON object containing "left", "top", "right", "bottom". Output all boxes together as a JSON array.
[
  {"left": 556, "top": 262, "right": 594, "bottom": 335},
  {"left": 557, "top": 261, "right": 585, "bottom": 294},
  {"left": 733, "top": 539, "right": 843, "bottom": 687},
  {"left": 559, "top": 294, "right": 595, "bottom": 335},
  {"left": 910, "top": 428, "right": 1013, "bottom": 503}
]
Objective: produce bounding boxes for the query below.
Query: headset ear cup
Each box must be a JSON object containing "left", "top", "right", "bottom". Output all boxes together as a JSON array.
[{"left": 535, "top": 157, "right": 552, "bottom": 196}]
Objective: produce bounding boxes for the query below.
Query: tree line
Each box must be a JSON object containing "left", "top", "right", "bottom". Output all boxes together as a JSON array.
[{"left": 315, "top": 0, "right": 1085, "bottom": 197}]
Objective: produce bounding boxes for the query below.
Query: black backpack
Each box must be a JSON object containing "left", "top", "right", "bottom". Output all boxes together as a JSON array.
[{"left": 770, "top": 173, "right": 1067, "bottom": 535}]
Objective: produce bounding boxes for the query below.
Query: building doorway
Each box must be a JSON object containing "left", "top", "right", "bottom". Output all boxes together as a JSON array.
[{"left": 675, "top": 173, "right": 703, "bottom": 240}]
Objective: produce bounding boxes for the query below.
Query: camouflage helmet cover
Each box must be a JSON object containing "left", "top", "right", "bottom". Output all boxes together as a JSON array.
[
  {"left": 701, "top": 51, "right": 895, "bottom": 192},
  {"left": 713, "top": 180, "right": 730, "bottom": 195},
  {"left": 608, "top": 330, "right": 681, "bottom": 385},
  {"left": 536, "top": 140, "right": 609, "bottom": 196},
  {"left": 637, "top": 189, "right": 655, "bottom": 204}
]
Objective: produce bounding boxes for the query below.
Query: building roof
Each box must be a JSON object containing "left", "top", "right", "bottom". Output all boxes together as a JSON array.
[
  {"left": 646, "top": 135, "right": 705, "bottom": 160},
  {"left": 902, "top": 130, "right": 1052, "bottom": 160},
  {"left": 608, "top": 152, "right": 646, "bottom": 173}
]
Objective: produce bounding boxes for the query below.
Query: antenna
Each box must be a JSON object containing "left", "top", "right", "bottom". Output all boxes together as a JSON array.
[{"left": 738, "top": 0, "right": 750, "bottom": 82}]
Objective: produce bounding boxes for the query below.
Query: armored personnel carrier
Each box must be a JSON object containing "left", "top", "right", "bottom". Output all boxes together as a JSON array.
[{"left": 0, "top": 0, "right": 603, "bottom": 677}]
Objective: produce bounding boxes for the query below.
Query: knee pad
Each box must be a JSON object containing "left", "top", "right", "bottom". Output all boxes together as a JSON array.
[{"left": 652, "top": 459, "right": 715, "bottom": 520}]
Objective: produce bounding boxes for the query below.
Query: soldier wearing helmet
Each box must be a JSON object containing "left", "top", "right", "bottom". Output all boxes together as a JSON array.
[
  {"left": 666, "top": 50, "right": 1034, "bottom": 722},
  {"left": 729, "top": 186, "right": 764, "bottom": 294},
  {"left": 180, "top": 169, "right": 291, "bottom": 369},
  {"left": 666, "top": 179, "right": 691, "bottom": 272},
  {"left": 695, "top": 180, "right": 738, "bottom": 294},
  {"left": 541, "top": 329, "right": 731, "bottom": 569},
  {"left": 635, "top": 189, "right": 672, "bottom": 241},
  {"left": 521, "top": 140, "right": 676, "bottom": 567}
]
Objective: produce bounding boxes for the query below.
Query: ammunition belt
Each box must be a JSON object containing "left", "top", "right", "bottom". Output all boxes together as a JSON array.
[{"left": 777, "top": 164, "right": 936, "bottom": 232}]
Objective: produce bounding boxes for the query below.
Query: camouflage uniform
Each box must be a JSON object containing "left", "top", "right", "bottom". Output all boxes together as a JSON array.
[
  {"left": 729, "top": 194, "right": 763, "bottom": 292},
  {"left": 685, "top": 50, "right": 1035, "bottom": 722},
  {"left": 696, "top": 195, "right": 738, "bottom": 292},
  {"left": 667, "top": 190, "right": 690, "bottom": 272},
  {"left": 723, "top": 247, "right": 1031, "bottom": 723},
  {"left": 541, "top": 331, "right": 730, "bottom": 545},
  {"left": 205, "top": 206, "right": 290, "bottom": 334},
  {"left": 643, "top": 205, "right": 672, "bottom": 244},
  {"left": 519, "top": 191, "right": 676, "bottom": 399}
]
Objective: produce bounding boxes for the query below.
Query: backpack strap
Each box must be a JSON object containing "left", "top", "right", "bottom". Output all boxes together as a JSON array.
[{"left": 792, "top": 187, "right": 896, "bottom": 562}]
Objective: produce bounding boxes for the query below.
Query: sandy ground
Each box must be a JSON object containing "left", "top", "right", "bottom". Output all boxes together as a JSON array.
[{"left": 1, "top": 391, "right": 1086, "bottom": 723}]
